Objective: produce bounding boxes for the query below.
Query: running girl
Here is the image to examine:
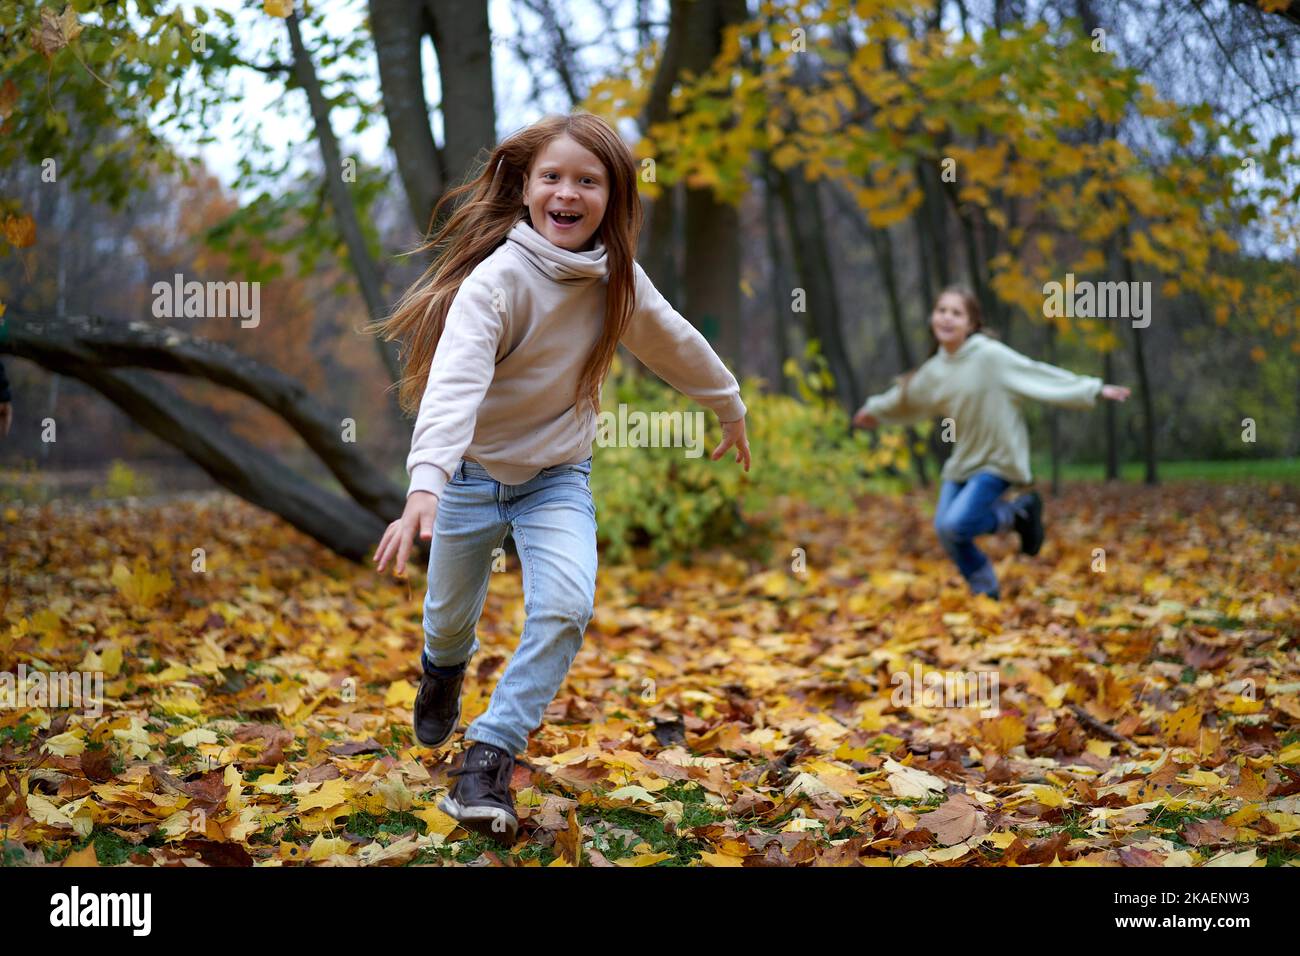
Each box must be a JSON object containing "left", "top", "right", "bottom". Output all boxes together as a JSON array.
[
  {"left": 369, "top": 111, "right": 751, "bottom": 842},
  {"left": 853, "top": 287, "right": 1130, "bottom": 599}
]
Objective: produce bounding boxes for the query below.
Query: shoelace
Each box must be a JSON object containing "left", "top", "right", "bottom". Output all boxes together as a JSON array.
[{"left": 447, "top": 749, "right": 540, "bottom": 791}]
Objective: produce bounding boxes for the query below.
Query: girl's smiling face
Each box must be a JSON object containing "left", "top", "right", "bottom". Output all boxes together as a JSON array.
[
  {"left": 522, "top": 135, "right": 610, "bottom": 252},
  {"left": 931, "top": 291, "right": 975, "bottom": 352}
]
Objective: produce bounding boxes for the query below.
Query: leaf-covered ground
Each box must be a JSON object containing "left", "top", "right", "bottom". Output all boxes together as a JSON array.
[{"left": 2, "top": 480, "right": 1297, "bottom": 867}]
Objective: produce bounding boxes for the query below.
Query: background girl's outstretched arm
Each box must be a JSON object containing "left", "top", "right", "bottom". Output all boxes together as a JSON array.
[
  {"left": 995, "top": 342, "right": 1106, "bottom": 409},
  {"left": 854, "top": 376, "right": 933, "bottom": 429}
]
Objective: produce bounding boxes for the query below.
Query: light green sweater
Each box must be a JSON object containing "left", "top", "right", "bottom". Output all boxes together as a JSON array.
[{"left": 858, "top": 332, "right": 1102, "bottom": 484}]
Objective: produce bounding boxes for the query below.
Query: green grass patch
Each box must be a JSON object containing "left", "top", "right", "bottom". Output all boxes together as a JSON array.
[
  {"left": 1030, "top": 456, "right": 1300, "bottom": 484},
  {"left": 343, "top": 809, "right": 425, "bottom": 840}
]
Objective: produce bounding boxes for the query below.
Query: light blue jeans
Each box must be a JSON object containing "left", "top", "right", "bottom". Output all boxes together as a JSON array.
[
  {"left": 421, "top": 456, "right": 597, "bottom": 756},
  {"left": 934, "top": 471, "right": 1018, "bottom": 598}
]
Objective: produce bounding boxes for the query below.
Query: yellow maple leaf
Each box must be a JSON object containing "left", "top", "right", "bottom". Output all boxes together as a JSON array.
[
  {"left": 385, "top": 679, "right": 417, "bottom": 707},
  {"left": 981, "top": 714, "right": 1026, "bottom": 753},
  {"left": 1160, "top": 704, "right": 1201, "bottom": 747},
  {"left": 111, "top": 558, "right": 173, "bottom": 611},
  {"left": 615, "top": 851, "right": 674, "bottom": 866},
  {"left": 296, "top": 777, "right": 351, "bottom": 814},
  {"left": 697, "top": 850, "right": 745, "bottom": 867},
  {"left": 41, "top": 730, "right": 86, "bottom": 757}
]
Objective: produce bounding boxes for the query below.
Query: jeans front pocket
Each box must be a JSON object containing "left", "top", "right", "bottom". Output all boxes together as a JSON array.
[{"left": 539, "top": 457, "right": 592, "bottom": 480}]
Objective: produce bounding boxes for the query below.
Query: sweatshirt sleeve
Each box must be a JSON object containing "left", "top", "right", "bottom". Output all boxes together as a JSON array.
[
  {"left": 618, "top": 262, "right": 747, "bottom": 422},
  {"left": 405, "top": 275, "right": 505, "bottom": 500},
  {"left": 996, "top": 343, "right": 1102, "bottom": 409},
  {"left": 0, "top": 360, "right": 10, "bottom": 404},
  {"left": 859, "top": 372, "right": 935, "bottom": 426}
]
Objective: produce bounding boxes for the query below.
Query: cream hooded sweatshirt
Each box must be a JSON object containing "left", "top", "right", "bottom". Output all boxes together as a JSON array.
[
  {"left": 405, "top": 220, "right": 747, "bottom": 501},
  {"left": 858, "top": 331, "right": 1102, "bottom": 485}
]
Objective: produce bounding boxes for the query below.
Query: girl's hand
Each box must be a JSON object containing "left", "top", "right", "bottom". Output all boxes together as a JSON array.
[
  {"left": 1100, "top": 384, "right": 1131, "bottom": 402},
  {"left": 712, "top": 417, "right": 751, "bottom": 472},
  {"left": 852, "top": 408, "right": 879, "bottom": 429},
  {"left": 374, "top": 491, "right": 439, "bottom": 577}
]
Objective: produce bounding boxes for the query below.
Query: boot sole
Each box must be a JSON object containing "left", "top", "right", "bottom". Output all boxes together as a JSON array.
[{"left": 439, "top": 794, "right": 518, "bottom": 843}]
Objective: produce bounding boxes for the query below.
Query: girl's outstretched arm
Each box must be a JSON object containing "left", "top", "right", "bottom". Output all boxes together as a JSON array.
[
  {"left": 619, "top": 261, "right": 748, "bottom": 425},
  {"left": 854, "top": 376, "right": 933, "bottom": 428},
  {"left": 995, "top": 342, "right": 1105, "bottom": 409},
  {"left": 405, "top": 275, "right": 506, "bottom": 501}
]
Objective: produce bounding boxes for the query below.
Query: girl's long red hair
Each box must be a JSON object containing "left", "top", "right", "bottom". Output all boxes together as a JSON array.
[{"left": 366, "top": 110, "right": 644, "bottom": 419}]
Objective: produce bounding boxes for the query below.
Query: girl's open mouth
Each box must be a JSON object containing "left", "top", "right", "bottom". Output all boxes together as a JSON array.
[{"left": 548, "top": 211, "right": 582, "bottom": 229}]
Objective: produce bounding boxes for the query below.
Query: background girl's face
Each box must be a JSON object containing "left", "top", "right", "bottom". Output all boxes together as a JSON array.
[
  {"left": 522, "top": 134, "right": 610, "bottom": 252},
  {"left": 931, "top": 292, "right": 974, "bottom": 350}
]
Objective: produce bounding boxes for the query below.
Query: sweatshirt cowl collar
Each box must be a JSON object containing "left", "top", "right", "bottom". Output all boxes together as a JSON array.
[
  {"left": 506, "top": 219, "right": 608, "bottom": 282},
  {"left": 938, "top": 331, "right": 985, "bottom": 361}
]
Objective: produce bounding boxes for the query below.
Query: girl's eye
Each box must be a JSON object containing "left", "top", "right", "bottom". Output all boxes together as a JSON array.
[{"left": 544, "top": 172, "right": 597, "bottom": 185}]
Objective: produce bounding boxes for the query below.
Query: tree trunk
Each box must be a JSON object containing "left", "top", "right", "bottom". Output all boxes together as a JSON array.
[
  {"left": 286, "top": 11, "right": 402, "bottom": 390},
  {"left": 1103, "top": 350, "right": 1118, "bottom": 479},
  {"left": 421, "top": 0, "right": 497, "bottom": 212},
  {"left": 1046, "top": 322, "right": 1061, "bottom": 496},
  {"left": 653, "top": 0, "right": 748, "bottom": 367},
  {"left": 1119, "top": 228, "right": 1158, "bottom": 484},
  {"left": 825, "top": 180, "right": 931, "bottom": 486},
  {"left": 761, "top": 156, "right": 795, "bottom": 397},
  {"left": 369, "top": 0, "right": 444, "bottom": 234},
  {"left": 636, "top": 0, "right": 689, "bottom": 363},
  {"left": 772, "top": 166, "right": 860, "bottom": 412},
  {"left": 5, "top": 314, "right": 410, "bottom": 550}
]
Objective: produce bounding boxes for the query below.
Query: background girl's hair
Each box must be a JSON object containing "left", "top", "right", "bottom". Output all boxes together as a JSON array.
[
  {"left": 365, "top": 109, "right": 644, "bottom": 419},
  {"left": 898, "top": 285, "right": 991, "bottom": 401}
]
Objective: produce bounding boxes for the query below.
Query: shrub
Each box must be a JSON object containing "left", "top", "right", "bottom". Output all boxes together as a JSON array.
[{"left": 590, "top": 346, "right": 918, "bottom": 564}]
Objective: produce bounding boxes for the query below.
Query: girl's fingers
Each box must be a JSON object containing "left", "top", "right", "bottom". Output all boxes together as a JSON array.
[{"left": 394, "top": 525, "right": 411, "bottom": 576}]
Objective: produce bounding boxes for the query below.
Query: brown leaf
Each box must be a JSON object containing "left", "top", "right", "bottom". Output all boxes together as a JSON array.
[
  {"left": 554, "top": 806, "right": 582, "bottom": 866},
  {"left": 921, "top": 794, "right": 989, "bottom": 846},
  {"left": 181, "top": 839, "right": 254, "bottom": 867},
  {"left": 325, "top": 737, "right": 383, "bottom": 756},
  {"left": 1181, "top": 819, "right": 1234, "bottom": 847},
  {"left": 79, "top": 749, "right": 115, "bottom": 783},
  {"left": 1016, "top": 831, "right": 1071, "bottom": 865},
  {"left": 29, "top": 7, "right": 74, "bottom": 58},
  {"left": 182, "top": 770, "right": 230, "bottom": 804}
]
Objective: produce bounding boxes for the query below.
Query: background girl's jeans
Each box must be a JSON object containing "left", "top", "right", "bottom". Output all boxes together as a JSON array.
[
  {"left": 934, "top": 471, "right": 1016, "bottom": 597},
  {"left": 421, "top": 456, "right": 597, "bottom": 756}
]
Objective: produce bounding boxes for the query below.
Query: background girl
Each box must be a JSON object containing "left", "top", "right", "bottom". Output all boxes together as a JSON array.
[
  {"left": 369, "top": 111, "right": 751, "bottom": 843},
  {"left": 853, "top": 287, "right": 1129, "bottom": 600}
]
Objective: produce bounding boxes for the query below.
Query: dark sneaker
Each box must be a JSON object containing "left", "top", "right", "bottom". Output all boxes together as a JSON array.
[
  {"left": 1013, "top": 492, "right": 1044, "bottom": 556},
  {"left": 440, "top": 742, "right": 519, "bottom": 843},
  {"left": 413, "top": 656, "right": 465, "bottom": 748}
]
